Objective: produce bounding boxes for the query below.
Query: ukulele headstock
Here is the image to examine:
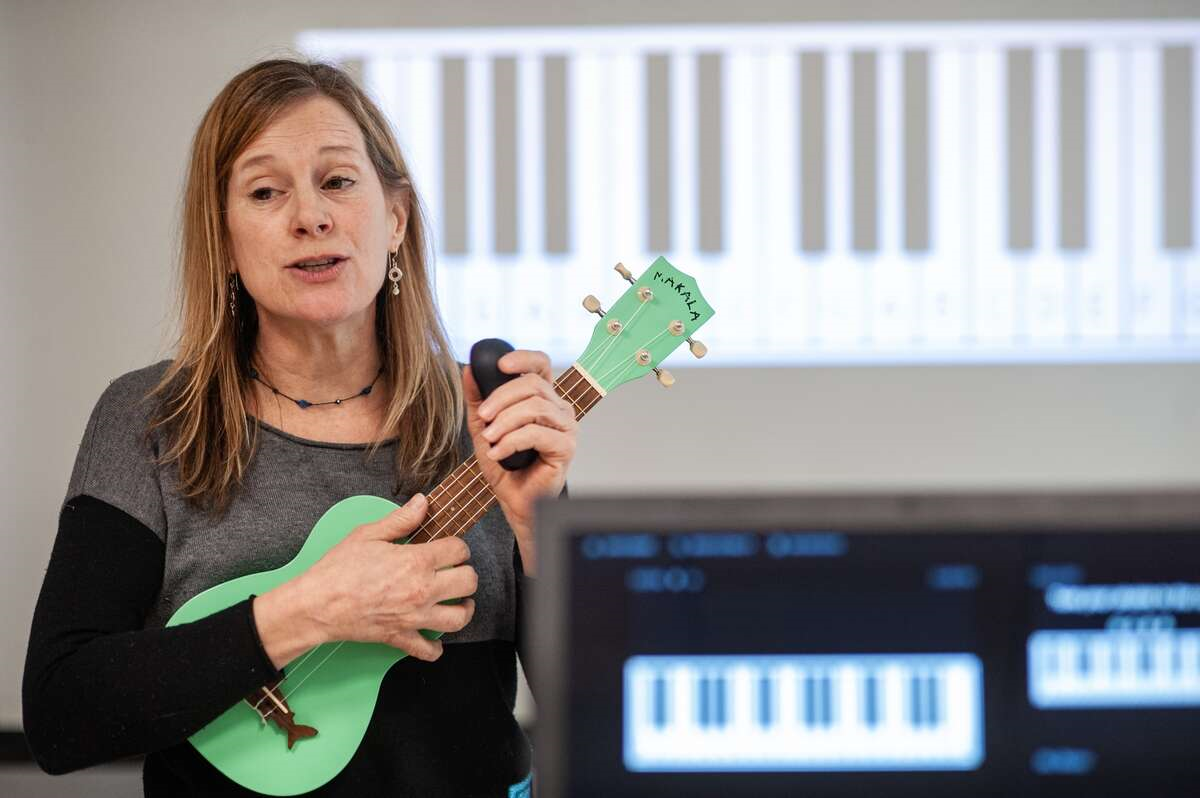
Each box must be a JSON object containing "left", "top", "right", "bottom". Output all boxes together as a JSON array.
[{"left": 576, "top": 257, "right": 715, "bottom": 392}]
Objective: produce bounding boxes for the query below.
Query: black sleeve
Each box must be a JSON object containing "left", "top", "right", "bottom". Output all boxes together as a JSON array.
[
  {"left": 514, "top": 546, "right": 536, "bottom": 697},
  {"left": 512, "top": 481, "right": 567, "bottom": 696},
  {"left": 21, "top": 494, "right": 283, "bottom": 775}
]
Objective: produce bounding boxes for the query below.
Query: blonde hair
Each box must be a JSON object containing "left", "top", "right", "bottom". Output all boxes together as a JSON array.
[{"left": 148, "top": 58, "right": 464, "bottom": 515}]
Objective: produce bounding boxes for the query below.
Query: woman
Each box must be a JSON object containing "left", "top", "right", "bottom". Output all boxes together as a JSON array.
[{"left": 22, "top": 59, "right": 576, "bottom": 796}]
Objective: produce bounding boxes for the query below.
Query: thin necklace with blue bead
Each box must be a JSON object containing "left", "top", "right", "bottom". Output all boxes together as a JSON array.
[{"left": 248, "top": 364, "right": 385, "bottom": 410}]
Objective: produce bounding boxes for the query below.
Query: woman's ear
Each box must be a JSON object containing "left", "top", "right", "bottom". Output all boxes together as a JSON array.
[{"left": 388, "top": 192, "right": 409, "bottom": 251}]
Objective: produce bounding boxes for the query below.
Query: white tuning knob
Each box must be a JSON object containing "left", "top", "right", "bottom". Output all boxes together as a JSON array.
[
  {"left": 583, "top": 294, "right": 605, "bottom": 316},
  {"left": 653, "top": 367, "right": 675, "bottom": 387},
  {"left": 614, "top": 262, "right": 634, "bottom": 283},
  {"left": 687, "top": 337, "right": 707, "bottom": 358}
]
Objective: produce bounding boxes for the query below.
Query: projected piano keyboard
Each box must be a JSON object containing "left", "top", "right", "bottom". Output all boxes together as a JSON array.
[
  {"left": 1028, "top": 629, "right": 1200, "bottom": 709},
  {"left": 623, "top": 653, "right": 984, "bottom": 771},
  {"left": 299, "top": 21, "right": 1200, "bottom": 365}
]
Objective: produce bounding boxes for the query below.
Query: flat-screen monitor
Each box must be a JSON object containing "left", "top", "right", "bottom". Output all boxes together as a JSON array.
[{"left": 530, "top": 492, "right": 1200, "bottom": 797}]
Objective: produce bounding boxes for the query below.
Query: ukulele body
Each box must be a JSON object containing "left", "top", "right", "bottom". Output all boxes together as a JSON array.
[{"left": 165, "top": 494, "right": 431, "bottom": 796}]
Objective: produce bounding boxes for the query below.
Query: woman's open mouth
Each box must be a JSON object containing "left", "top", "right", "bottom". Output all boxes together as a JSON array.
[{"left": 288, "top": 257, "right": 346, "bottom": 282}]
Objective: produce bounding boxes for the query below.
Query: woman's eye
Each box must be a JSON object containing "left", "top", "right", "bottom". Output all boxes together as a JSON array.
[
  {"left": 250, "top": 187, "right": 276, "bottom": 201},
  {"left": 325, "top": 176, "right": 356, "bottom": 190}
]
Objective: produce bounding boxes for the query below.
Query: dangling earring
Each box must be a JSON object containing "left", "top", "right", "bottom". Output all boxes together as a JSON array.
[
  {"left": 229, "top": 273, "right": 239, "bottom": 317},
  {"left": 388, "top": 251, "right": 403, "bottom": 296}
]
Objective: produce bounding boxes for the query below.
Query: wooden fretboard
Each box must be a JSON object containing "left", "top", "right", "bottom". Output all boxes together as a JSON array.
[{"left": 405, "top": 364, "right": 601, "bottom": 543}]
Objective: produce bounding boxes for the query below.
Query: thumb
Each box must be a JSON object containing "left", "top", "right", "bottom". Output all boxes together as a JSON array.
[
  {"left": 363, "top": 493, "right": 428, "bottom": 542},
  {"left": 462, "top": 363, "right": 482, "bottom": 407}
]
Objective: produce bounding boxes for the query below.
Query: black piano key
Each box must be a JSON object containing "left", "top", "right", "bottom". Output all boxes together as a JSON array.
[
  {"left": 543, "top": 55, "right": 570, "bottom": 254},
  {"left": 653, "top": 672, "right": 668, "bottom": 728},
  {"left": 852, "top": 51, "right": 878, "bottom": 252},
  {"left": 647, "top": 54, "right": 672, "bottom": 253},
  {"left": 821, "top": 673, "right": 835, "bottom": 726},
  {"left": 715, "top": 675, "right": 728, "bottom": 728},
  {"left": 1139, "top": 641, "right": 1154, "bottom": 676},
  {"left": 803, "top": 674, "right": 818, "bottom": 727},
  {"left": 1163, "top": 46, "right": 1194, "bottom": 250},
  {"left": 441, "top": 57, "right": 468, "bottom": 255},
  {"left": 800, "top": 52, "right": 826, "bottom": 253},
  {"left": 863, "top": 672, "right": 880, "bottom": 728},
  {"left": 926, "top": 673, "right": 939, "bottom": 727},
  {"left": 698, "top": 674, "right": 711, "bottom": 727},
  {"left": 1007, "top": 48, "right": 1035, "bottom": 252},
  {"left": 1059, "top": 48, "right": 1088, "bottom": 251},
  {"left": 758, "top": 673, "right": 773, "bottom": 728},
  {"left": 698, "top": 52, "right": 724, "bottom": 253},
  {"left": 909, "top": 673, "right": 923, "bottom": 728},
  {"left": 1079, "top": 646, "right": 1090, "bottom": 676},
  {"left": 903, "top": 50, "right": 930, "bottom": 253}
]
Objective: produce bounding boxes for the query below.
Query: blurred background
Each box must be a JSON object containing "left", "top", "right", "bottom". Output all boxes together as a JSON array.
[{"left": 1, "top": 0, "right": 1197, "bottom": 793}]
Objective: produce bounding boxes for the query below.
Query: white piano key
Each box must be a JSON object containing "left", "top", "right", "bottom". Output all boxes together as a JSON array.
[
  {"left": 720, "top": 49, "right": 760, "bottom": 353},
  {"left": 818, "top": 48, "right": 868, "bottom": 348},
  {"left": 1080, "top": 45, "right": 1122, "bottom": 341},
  {"left": 511, "top": 54, "right": 560, "bottom": 348},
  {"left": 972, "top": 44, "right": 1017, "bottom": 345},
  {"left": 565, "top": 52, "right": 605, "bottom": 357},
  {"left": 669, "top": 50, "right": 698, "bottom": 260},
  {"left": 403, "top": 55, "right": 444, "bottom": 254},
  {"left": 517, "top": 54, "right": 545, "bottom": 258},
  {"left": 1028, "top": 44, "right": 1070, "bottom": 343},
  {"left": 456, "top": 55, "right": 501, "bottom": 345},
  {"left": 363, "top": 54, "right": 402, "bottom": 143},
  {"left": 872, "top": 46, "right": 917, "bottom": 348},
  {"left": 610, "top": 51, "right": 645, "bottom": 264},
  {"left": 924, "top": 45, "right": 968, "bottom": 347},
  {"left": 1129, "top": 44, "right": 1173, "bottom": 341},
  {"left": 763, "top": 48, "right": 807, "bottom": 351}
]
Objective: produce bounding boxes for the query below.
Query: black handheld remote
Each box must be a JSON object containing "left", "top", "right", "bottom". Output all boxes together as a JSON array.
[{"left": 469, "top": 338, "right": 539, "bottom": 471}]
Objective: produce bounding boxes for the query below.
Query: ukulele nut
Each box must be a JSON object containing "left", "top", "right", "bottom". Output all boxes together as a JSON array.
[
  {"left": 636, "top": 349, "right": 652, "bottom": 366},
  {"left": 607, "top": 319, "right": 623, "bottom": 335},
  {"left": 637, "top": 287, "right": 654, "bottom": 302},
  {"left": 669, "top": 320, "right": 685, "bottom": 336}
]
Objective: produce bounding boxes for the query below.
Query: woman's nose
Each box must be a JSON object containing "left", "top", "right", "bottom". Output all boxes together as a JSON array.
[{"left": 291, "top": 187, "right": 333, "bottom": 237}]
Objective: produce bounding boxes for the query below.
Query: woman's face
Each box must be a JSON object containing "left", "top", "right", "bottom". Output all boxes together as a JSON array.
[{"left": 225, "top": 94, "right": 407, "bottom": 333}]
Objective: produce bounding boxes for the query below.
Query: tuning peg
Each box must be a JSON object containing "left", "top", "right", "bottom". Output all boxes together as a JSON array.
[
  {"left": 687, "top": 337, "right": 707, "bottom": 358},
  {"left": 583, "top": 294, "right": 605, "bottom": 316},
  {"left": 614, "top": 262, "right": 635, "bottom": 284},
  {"left": 652, "top": 367, "right": 675, "bottom": 387}
]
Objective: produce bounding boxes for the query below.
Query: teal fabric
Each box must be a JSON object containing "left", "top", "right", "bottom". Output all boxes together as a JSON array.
[{"left": 507, "top": 771, "right": 533, "bottom": 798}]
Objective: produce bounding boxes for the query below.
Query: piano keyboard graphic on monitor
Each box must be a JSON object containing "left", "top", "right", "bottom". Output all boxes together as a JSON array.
[
  {"left": 1027, "top": 628, "right": 1200, "bottom": 709},
  {"left": 623, "top": 653, "right": 984, "bottom": 771},
  {"left": 299, "top": 21, "right": 1200, "bottom": 366}
]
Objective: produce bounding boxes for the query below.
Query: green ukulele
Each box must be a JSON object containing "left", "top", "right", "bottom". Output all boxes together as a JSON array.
[{"left": 165, "top": 257, "right": 715, "bottom": 794}]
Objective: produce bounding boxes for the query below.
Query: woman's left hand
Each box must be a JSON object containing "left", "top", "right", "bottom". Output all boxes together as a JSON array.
[{"left": 463, "top": 349, "right": 577, "bottom": 575}]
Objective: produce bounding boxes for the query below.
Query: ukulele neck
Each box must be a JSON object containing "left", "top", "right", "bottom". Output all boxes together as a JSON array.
[{"left": 412, "top": 364, "right": 602, "bottom": 543}]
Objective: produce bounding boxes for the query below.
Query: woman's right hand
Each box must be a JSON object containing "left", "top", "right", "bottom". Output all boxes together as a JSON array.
[{"left": 253, "top": 494, "right": 477, "bottom": 668}]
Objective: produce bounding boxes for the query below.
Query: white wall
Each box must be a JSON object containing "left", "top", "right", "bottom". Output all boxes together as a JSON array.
[{"left": 2, "top": 0, "right": 1197, "bottom": 729}]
